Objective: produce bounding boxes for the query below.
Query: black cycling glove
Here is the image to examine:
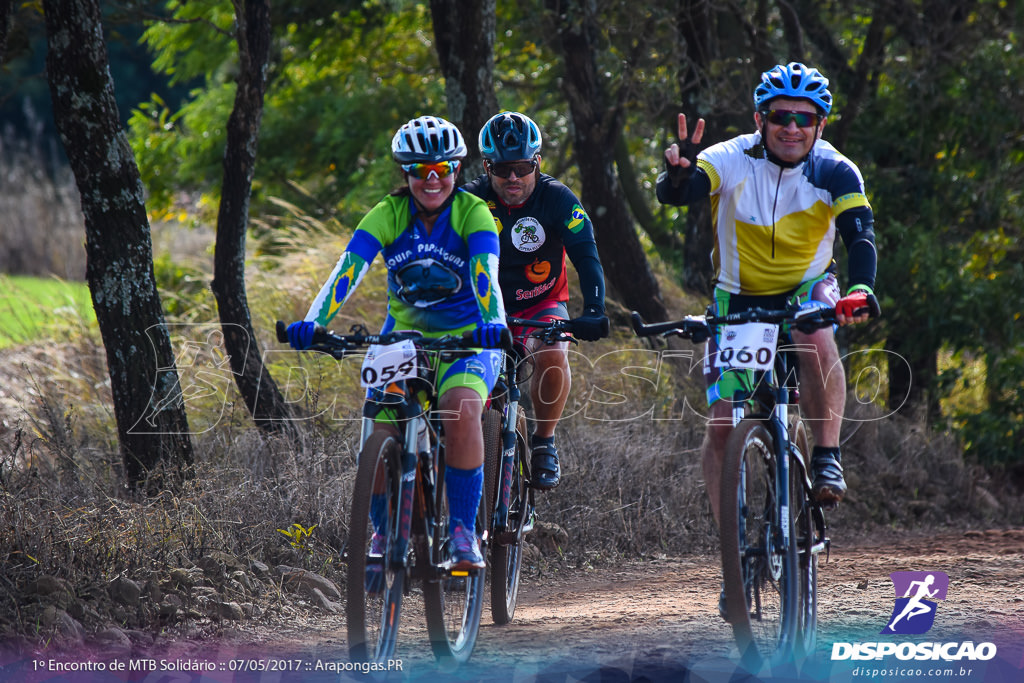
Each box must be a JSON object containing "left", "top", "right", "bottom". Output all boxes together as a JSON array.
[{"left": 571, "top": 306, "right": 610, "bottom": 341}]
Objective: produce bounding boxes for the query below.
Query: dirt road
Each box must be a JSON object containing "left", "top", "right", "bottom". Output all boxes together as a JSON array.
[
  {"left": 6, "top": 529, "right": 1022, "bottom": 683},
  {"left": 221, "top": 528, "right": 1024, "bottom": 682}
]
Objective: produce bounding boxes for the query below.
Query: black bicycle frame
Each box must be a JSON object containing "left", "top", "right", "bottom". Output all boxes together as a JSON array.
[
  {"left": 731, "top": 343, "right": 802, "bottom": 554},
  {"left": 490, "top": 346, "right": 523, "bottom": 541}
]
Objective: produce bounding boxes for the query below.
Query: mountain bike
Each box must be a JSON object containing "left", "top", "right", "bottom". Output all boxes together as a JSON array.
[
  {"left": 631, "top": 304, "right": 849, "bottom": 665},
  {"left": 481, "top": 316, "right": 576, "bottom": 625},
  {"left": 276, "top": 321, "right": 508, "bottom": 666}
]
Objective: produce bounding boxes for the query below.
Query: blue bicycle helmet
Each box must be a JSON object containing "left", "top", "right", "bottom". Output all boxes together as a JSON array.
[
  {"left": 753, "top": 62, "right": 833, "bottom": 114},
  {"left": 392, "top": 116, "right": 467, "bottom": 164},
  {"left": 478, "top": 112, "right": 542, "bottom": 162}
]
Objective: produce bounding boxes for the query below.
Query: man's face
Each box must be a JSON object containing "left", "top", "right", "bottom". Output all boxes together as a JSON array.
[
  {"left": 486, "top": 157, "right": 539, "bottom": 206},
  {"left": 755, "top": 97, "right": 826, "bottom": 165}
]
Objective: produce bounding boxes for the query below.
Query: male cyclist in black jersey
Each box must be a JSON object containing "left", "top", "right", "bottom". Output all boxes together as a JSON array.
[
  {"left": 463, "top": 112, "right": 609, "bottom": 491},
  {"left": 657, "top": 62, "right": 880, "bottom": 523}
]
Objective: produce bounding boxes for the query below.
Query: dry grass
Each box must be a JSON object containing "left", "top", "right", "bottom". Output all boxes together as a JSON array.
[{"left": 0, "top": 131, "right": 86, "bottom": 280}]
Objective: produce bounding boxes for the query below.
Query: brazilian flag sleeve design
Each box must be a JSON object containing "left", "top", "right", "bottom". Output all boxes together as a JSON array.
[
  {"left": 304, "top": 228, "right": 381, "bottom": 325},
  {"left": 467, "top": 230, "right": 503, "bottom": 326}
]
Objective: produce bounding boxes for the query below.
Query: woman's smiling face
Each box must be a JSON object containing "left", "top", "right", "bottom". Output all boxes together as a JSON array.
[{"left": 405, "top": 162, "right": 459, "bottom": 214}]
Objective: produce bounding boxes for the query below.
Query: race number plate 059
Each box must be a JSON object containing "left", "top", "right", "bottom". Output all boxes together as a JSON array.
[
  {"left": 714, "top": 322, "right": 778, "bottom": 371},
  {"left": 360, "top": 340, "right": 418, "bottom": 388}
]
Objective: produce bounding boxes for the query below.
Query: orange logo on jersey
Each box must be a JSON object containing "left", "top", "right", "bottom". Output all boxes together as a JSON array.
[{"left": 525, "top": 259, "right": 551, "bottom": 284}]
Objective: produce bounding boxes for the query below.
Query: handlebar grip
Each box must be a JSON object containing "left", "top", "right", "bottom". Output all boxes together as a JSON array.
[
  {"left": 631, "top": 311, "right": 694, "bottom": 337},
  {"left": 461, "top": 326, "right": 514, "bottom": 351},
  {"left": 866, "top": 293, "right": 882, "bottom": 319},
  {"left": 276, "top": 320, "right": 331, "bottom": 347},
  {"left": 312, "top": 324, "right": 330, "bottom": 344},
  {"left": 630, "top": 311, "right": 646, "bottom": 336}
]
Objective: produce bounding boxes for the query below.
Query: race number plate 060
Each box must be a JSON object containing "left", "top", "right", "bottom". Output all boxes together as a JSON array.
[
  {"left": 714, "top": 322, "right": 778, "bottom": 371},
  {"left": 361, "top": 340, "right": 418, "bottom": 388}
]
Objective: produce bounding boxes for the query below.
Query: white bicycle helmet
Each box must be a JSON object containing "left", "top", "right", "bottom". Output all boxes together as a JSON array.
[{"left": 391, "top": 116, "right": 467, "bottom": 164}]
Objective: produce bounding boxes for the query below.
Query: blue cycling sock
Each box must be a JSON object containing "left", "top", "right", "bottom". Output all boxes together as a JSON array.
[{"left": 445, "top": 464, "right": 483, "bottom": 531}]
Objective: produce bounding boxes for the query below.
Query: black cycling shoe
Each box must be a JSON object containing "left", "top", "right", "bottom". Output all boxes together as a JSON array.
[
  {"left": 530, "top": 443, "right": 561, "bottom": 490},
  {"left": 811, "top": 447, "right": 847, "bottom": 508}
]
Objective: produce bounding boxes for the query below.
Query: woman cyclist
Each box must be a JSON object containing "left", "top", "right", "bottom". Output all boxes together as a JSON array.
[{"left": 285, "top": 115, "right": 508, "bottom": 569}]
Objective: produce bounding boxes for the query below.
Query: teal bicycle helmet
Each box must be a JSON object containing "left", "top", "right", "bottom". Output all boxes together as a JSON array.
[
  {"left": 478, "top": 112, "right": 542, "bottom": 162},
  {"left": 753, "top": 62, "right": 833, "bottom": 114}
]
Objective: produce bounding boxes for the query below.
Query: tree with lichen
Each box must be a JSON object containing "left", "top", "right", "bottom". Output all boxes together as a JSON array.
[{"left": 42, "top": 0, "right": 194, "bottom": 492}]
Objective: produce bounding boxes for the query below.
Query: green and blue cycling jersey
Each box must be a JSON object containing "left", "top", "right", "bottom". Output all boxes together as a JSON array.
[
  {"left": 305, "top": 190, "right": 505, "bottom": 334},
  {"left": 304, "top": 189, "right": 506, "bottom": 400}
]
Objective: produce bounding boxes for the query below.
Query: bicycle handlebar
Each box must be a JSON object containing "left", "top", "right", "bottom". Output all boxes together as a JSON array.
[
  {"left": 276, "top": 320, "right": 511, "bottom": 357},
  {"left": 506, "top": 316, "right": 579, "bottom": 346},
  {"left": 631, "top": 304, "right": 851, "bottom": 343}
]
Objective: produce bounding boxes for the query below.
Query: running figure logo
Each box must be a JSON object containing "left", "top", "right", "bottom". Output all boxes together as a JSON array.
[{"left": 881, "top": 571, "right": 949, "bottom": 635}]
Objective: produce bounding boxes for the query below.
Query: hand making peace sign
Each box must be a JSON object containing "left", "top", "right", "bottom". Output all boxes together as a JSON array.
[{"left": 664, "top": 113, "right": 706, "bottom": 169}]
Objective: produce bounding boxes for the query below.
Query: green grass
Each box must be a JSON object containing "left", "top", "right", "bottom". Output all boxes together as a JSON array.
[{"left": 0, "top": 274, "right": 97, "bottom": 349}]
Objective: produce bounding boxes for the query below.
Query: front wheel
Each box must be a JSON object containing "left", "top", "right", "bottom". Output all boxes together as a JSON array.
[
  {"left": 490, "top": 405, "right": 530, "bottom": 624},
  {"left": 790, "top": 417, "right": 819, "bottom": 658},
  {"left": 720, "top": 419, "right": 799, "bottom": 666},
  {"left": 346, "top": 431, "right": 405, "bottom": 664},
  {"left": 423, "top": 456, "right": 487, "bottom": 664}
]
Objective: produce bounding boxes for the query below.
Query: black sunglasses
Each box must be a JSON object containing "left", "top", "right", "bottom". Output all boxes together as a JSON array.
[
  {"left": 487, "top": 159, "right": 538, "bottom": 179},
  {"left": 763, "top": 109, "right": 821, "bottom": 128}
]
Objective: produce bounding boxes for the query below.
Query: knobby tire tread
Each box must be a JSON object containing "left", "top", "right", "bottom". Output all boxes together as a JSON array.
[
  {"left": 490, "top": 405, "right": 529, "bottom": 625},
  {"left": 790, "top": 417, "right": 819, "bottom": 657},
  {"left": 346, "top": 431, "right": 404, "bottom": 664}
]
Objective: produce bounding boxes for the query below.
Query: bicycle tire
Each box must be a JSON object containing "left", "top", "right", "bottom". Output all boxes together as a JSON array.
[
  {"left": 720, "top": 418, "right": 799, "bottom": 665},
  {"left": 490, "top": 405, "right": 529, "bottom": 624},
  {"left": 789, "top": 417, "right": 818, "bottom": 657},
  {"left": 346, "top": 431, "right": 405, "bottom": 664},
  {"left": 482, "top": 408, "right": 502, "bottom": 530},
  {"left": 423, "top": 455, "right": 487, "bottom": 663}
]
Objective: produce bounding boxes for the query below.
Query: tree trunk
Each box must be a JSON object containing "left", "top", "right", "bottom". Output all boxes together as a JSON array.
[
  {"left": 676, "top": 0, "right": 715, "bottom": 295},
  {"left": 0, "top": 0, "right": 14, "bottom": 63},
  {"left": 43, "top": 0, "right": 194, "bottom": 492},
  {"left": 544, "top": 0, "right": 667, "bottom": 322},
  {"left": 211, "top": 0, "right": 295, "bottom": 436},
  {"left": 429, "top": 0, "right": 499, "bottom": 180}
]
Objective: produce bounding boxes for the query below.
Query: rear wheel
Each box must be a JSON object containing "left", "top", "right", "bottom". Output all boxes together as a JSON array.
[
  {"left": 490, "top": 406, "right": 530, "bottom": 624},
  {"left": 423, "top": 455, "right": 486, "bottom": 664},
  {"left": 346, "top": 431, "right": 405, "bottom": 663},
  {"left": 720, "top": 419, "right": 798, "bottom": 665}
]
